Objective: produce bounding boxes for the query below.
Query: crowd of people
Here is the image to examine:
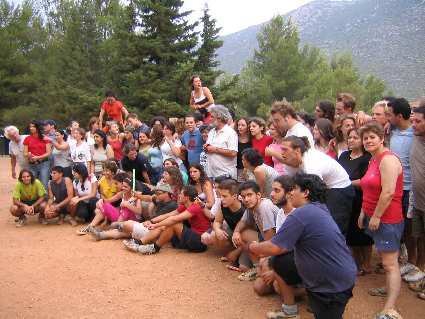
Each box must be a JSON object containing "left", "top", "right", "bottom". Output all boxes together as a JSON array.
[{"left": 4, "top": 75, "right": 425, "bottom": 319}]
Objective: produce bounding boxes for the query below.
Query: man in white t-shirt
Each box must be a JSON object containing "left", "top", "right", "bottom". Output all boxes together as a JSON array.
[
  {"left": 205, "top": 105, "right": 238, "bottom": 179},
  {"left": 270, "top": 100, "right": 314, "bottom": 147},
  {"left": 4, "top": 126, "right": 29, "bottom": 178}
]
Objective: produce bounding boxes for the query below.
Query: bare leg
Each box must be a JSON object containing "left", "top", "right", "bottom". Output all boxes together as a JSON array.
[
  {"left": 381, "top": 251, "right": 401, "bottom": 311},
  {"left": 89, "top": 209, "right": 105, "bottom": 227},
  {"left": 274, "top": 274, "right": 296, "bottom": 305},
  {"left": 254, "top": 258, "right": 274, "bottom": 296},
  {"left": 10, "top": 205, "right": 24, "bottom": 217},
  {"left": 154, "top": 223, "right": 184, "bottom": 248},
  {"left": 362, "top": 245, "right": 373, "bottom": 272},
  {"left": 98, "top": 229, "right": 129, "bottom": 240}
]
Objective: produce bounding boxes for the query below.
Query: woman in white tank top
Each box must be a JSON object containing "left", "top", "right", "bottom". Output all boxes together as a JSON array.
[{"left": 189, "top": 75, "right": 215, "bottom": 123}]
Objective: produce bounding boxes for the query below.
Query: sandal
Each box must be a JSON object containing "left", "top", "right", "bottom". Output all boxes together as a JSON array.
[
  {"left": 409, "top": 278, "right": 425, "bottom": 292},
  {"left": 226, "top": 261, "right": 244, "bottom": 272},
  {"left": 368, "top": 287, "right": 387, "bottom": 297},
  {"left": 375, "top": 309, "right": 403, "bottom": 319},
  {"left": 238, "top": 267, "right": 257, "bottom": 281},
  {"left": 418, "top": 291, "right": 425, "bottom": 300},
  {"left": 219, "top": 256, "right": 229, "bottom": 263}
]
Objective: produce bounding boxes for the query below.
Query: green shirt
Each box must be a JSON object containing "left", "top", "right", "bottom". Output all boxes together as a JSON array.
[{"left": 12, "top": 179, "right": 46, "bottom": 201}]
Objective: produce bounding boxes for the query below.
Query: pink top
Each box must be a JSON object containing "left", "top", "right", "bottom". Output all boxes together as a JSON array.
[
  {"left": 268, "top": 143, "right": 285, "bottom": 175},
  {"left": 360, "top": 150, "right": 403, "bottom": 224}
]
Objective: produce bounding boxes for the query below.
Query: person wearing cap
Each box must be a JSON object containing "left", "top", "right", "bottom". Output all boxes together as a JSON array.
[
  {"left": 4, "top": 126, "right": 29, "bottom": 179},
  {"left": 99, "top": 90, "right": 129, "bottom": 128},
  {"left": 43, "top": 120, "right": 57, "bottom": 142}
]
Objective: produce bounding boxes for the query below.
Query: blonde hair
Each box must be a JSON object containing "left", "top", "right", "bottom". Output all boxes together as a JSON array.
[{"left": 4, "top": 126, "right": 19, "bottom": 140}]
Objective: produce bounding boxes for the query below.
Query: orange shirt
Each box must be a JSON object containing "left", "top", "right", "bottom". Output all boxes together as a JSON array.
[{"left": 101, "top": 100, "right": 124, "bottom": 124}]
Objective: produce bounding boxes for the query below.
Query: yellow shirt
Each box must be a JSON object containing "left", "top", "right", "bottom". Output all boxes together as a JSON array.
[
  {"left": 12, "top": 179, "right": 46, "bottom": 201},
  {"left": 98, "top": 176, "right": 118, "bottom": 199}
]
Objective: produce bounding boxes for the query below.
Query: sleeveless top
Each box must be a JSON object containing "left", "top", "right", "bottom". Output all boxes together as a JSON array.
[
  {"left": 52, "top": 146, "right": 72, "bottom": 168},
  {"left": 191, "top": 88, "right": 215, "bottom": 116},
  {"left": 92, "top": 146, "right": 108, "bottom": 174},
  {"left": 50, "top": 178, "right": 68, "bottom": 204},
  {"left": 108, "top": 136, "right": 123, "bottom": 161},
  {"left": 360, "top": 150, "right": 403, "bottom": 224},
  {"left": 222, "top": 204, "right": 245, "bottom": 231}
]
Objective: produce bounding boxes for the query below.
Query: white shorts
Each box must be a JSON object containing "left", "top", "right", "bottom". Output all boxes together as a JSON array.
[{"left": 131, "top": 223, "right": 149, "bottom": 240}]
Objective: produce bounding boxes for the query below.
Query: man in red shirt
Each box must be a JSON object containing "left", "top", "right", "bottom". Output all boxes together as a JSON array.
[
  {"left": 99, "top": 91, "right": 129, "bottom": 128},
  {"left": 123, "top": 185, "right": 210, "bottom": 254}
]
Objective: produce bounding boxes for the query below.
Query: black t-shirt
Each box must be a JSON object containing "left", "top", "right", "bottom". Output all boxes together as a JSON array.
[
  {"left": 237, "top": 141, "right": 251, "bottom": 169},
  {"left": 222, "top": 203, "right": 245, "bottom": 231},
  {"left": 121, "top": 154, "right": 151, "bottom": 182},
  {"left": 153, "top": 200, "right": 178, "bottom": 217}
]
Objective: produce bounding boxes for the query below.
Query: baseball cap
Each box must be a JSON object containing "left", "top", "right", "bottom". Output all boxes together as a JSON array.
[{"left": 154, "top": 183, "right": 173, "bottom": 194}]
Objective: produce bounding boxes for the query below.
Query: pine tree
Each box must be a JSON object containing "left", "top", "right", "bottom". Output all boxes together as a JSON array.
[{"left": 194, "top": 3, "right": 223, "bottom": 87}]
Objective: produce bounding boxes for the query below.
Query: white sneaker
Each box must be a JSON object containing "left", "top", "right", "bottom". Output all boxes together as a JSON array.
[
  {"left": 400, "top": 262, "right": 416, "bottom": 276},
  {"left": 403, "top": 268, "right": 425, "bottom": 282},
  {"left": 137, "top": 244, "right": 156, "bottom": 255}
]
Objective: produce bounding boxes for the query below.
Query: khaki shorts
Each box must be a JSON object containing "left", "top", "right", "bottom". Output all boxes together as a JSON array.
[
  {"left": 132, "top": 223, "right": 149, "bottom": 240},
  {"left": 412, "top": 208, "right": 425, "bottom": 238}
]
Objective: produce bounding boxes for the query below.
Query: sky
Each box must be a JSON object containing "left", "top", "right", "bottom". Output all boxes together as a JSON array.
[{"left": 181, "top": 0, "right": 314, "bottom": 35}]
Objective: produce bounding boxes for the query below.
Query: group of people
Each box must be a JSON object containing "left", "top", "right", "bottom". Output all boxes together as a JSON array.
[{"left": 5, "top": 76, "right": 425, "bottom": 319}]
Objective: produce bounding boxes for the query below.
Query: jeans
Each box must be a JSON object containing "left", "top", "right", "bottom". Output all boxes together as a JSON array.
[{"left": 29, "top": 160, "right": 50, "bottom": 190}]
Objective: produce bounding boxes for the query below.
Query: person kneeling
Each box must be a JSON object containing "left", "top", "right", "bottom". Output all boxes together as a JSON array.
[
  {"left": 123, "top": 185, "right": 211, "bottom": 254},
  {"left": 10, "top": 169, "right": 47, "bottom": 227}
]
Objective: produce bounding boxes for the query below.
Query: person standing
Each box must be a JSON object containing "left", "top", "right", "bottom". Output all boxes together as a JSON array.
[
  {"left": 359, "top": 122, "right": 404, "bottom": 319},
  {"left": 204, "top": 105, "right": 238, "bottom": 180},
  {"left": 180, "top": 114, "right": 204, "bottom": 165},
  {"left": 69, "top": 128, "right": 91, "bottom": 168},
  {"left": 99, "top": 91, "right": 129, "bottom": 128},
  {"left": 189, "top": 75, "right": 215, "bottom": 124},
  {"left": 249, "top": 117, "right": 273, "bottom": 166},
  {"left": 236, "top": 118, "right": 252, "bottom": 181},
  {"left": 4, "top": 126, "right": 28, "bottom": 179},
  {"left": 23, "top": 121, "right": 52, "bottom": 189}
]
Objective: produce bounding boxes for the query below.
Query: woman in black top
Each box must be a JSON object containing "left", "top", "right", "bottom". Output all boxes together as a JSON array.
[
  {"left": 236, "top": 118, "right": 251, "bottom": 182},
  {"left": 338, "top": 128, "right": 373, "bottom": 275}
]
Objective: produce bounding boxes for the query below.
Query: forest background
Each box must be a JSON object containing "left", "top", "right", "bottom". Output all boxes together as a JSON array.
[{"left": 0, "top": 0, "right": 388, "bottom": 129}]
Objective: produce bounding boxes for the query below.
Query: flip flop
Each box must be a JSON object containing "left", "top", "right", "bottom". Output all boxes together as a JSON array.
[
  {"left": 418, "top": 291, "right": 425, "bottom": 300},
  {"left": 219, "top": 256, "right": 229, "bottom": 263},
  {"left": 226, "top": 264, "right": 244, "bottom": 272},
  {"left": 368, "top": 287, "right": 387, "bottom": 297}
]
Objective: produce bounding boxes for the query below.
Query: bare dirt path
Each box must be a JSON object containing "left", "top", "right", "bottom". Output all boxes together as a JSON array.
[{"left": 0, "top": 158, "right": 422, "bottom": 318}]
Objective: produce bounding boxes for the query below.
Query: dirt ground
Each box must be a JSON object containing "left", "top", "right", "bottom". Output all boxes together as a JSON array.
[{"left": 0, "top": 157, "right": 422, "bottom": 319}]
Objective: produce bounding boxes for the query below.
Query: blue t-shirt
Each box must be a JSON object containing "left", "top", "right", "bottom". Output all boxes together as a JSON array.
[
  {"left": 271, "top": 202, "right": 356, "bottom": 293},
  {"left": 181, "top": 129, "right": 204, "bottom": 164},
  {"left": 390, "top": 126, "right": 413, "bottom": 190}
]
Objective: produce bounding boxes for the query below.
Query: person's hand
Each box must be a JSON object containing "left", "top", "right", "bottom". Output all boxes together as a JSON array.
[
  {"left": 120, "top": 201, "right": 128, "bottom": 209},
  {"left": 12, "top": 170, "right": 17, "bottom": 179},
  {"left": 204, "top": 144, "right": 216, "bottom": 153},
  {"left": 147, "top": 223, "right": 157, "bottom": 230},
  {"left": 70, "top": 197, "right": 80, "bottom": 207},
  {"left": 261, "top": 270, "right": 275, "bottom": 286},
  {"left": 27, "top": 205, "right": 35, "bottom": 215},
  {"left": 216, "top": 229, "right": 228, "bottom": 242},
  {"left": 357, "top": 210, "right": 365, "bottom": 229},
  {"left": 368, "top": 215, "right": 381, "bottom": 231},
  {"left": 50, "top": 204, "right": 58, "bottom": 212},
  {"left": 232, "top": 231, "right": 243, "bottom": 248},
  {"left": 143, "top": 220, "right": 152, "bottom": 227},
  {"left": 22, "top": 204, "right": 31, "bottom": 214},
  {"left": 356, "top": 111, "right": 367, "bottom": 127}
]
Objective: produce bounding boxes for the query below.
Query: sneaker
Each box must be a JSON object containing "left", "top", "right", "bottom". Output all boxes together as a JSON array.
[
  {"left": 136, "top": 244, "right": 156, "bottom": 255},
  {"left": 409, "top": 277, "right": 425, "bottom": 292},
  {"left": 77, "top": 225, "right": 94, "bottom": 235},
  {"left": 90, "top": 230, "right": 103, "bottom": 241},
  {"left": 238, "top": 267, "right": 257, "bottom": 281},
  {"left": 400, "top": 262, "right": 416, "bottom": 276},
  {"left": 266, "top": 310, "right": 299, "bottom": 319},
  {"left": 403, "top": 268, "right": 425, "bottom": 282},
  {"left": 15, "top": 216, "right": 26, "bottom": 227},
  {"left": 375, "top": 309, "right": 403, "bottom": 319},
  {"left": 123, "top": 239, "right": 141, "bottom": 252}
]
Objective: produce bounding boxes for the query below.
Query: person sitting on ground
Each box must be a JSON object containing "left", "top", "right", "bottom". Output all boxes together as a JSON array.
[
  {"left": 90, "top": 129, "right": 114, "bottom": 177},
  {"left": 99, "top": 90, "right": 129, "bottom": 128},
  {"left": 69, "top": 163, "right": 99, "bottom": 226},
  {"left": 89, "top": 183, "right": 178, "bottom": 241},
  {"left": 160, "top": 166, "right": 184, "bottom": 201},
  {"left": 79, "top": 176, "right": 140, "bottom": 235},
  {"left": 4, "top": 125, "right": 29, "bottom": 179},
  {"left": 249, "top": 173, "right": 356, "bottom": 319},
  {"left": 120, "top": 144, "right": 151, "bottom": 184},
  {"left": 69, "top": 127, "right": 91, "bottom": 168},
  {"left": 232, "top": 181, "right": 279, "bottom": 281},
  {"left": 242, "top": 148, "right": 280, "bottom": 198},
  {"left": 43, "top": 166, "right": 73, "bottom": 225},
  {"left": 163, "top": 158, "right": 188, "bottom": 185},
  {"left": 10, "top": 169, "right": 47, "bottom": 227},
  {"left": 201, "top": 179, "right": 246, "bottom": 270},
  {"left": 188, "top": 164, "right": 215, "bottom": 210},
  {"left": 98, "top": 160, "right": 119, "bottom": 200},
  {"left": 249, "top": 117, "right": 273, "bottom": 166},
  {"left": 123, "top": 185, "right": 211, "bottom": 255}
]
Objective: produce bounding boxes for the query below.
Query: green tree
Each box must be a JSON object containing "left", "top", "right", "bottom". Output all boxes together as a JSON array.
[{"left": 194, "top": 3, "right": 223, "bottom": 87}]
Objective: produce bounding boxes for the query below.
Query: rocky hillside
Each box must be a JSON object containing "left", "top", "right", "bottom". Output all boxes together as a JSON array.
[{"left": 217, "top": 0, "right": 425, "bottom": 99}]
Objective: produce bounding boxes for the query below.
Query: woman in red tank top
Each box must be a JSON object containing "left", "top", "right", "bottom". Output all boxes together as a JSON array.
[{"left": 358, "top": 122, "right": 404, "bottom": 319}]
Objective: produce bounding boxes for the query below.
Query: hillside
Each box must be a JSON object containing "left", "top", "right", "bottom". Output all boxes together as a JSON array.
[{"left": 216, "top": 0, "right": 425, "bottom": 99}]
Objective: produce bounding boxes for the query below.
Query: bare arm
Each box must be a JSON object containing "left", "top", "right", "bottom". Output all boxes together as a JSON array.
[
  {"left": 151, "top": 210, "right": 179, "bottom": 224},
  {"left": 249, "top": 240, "right": 287, "bottom": 258},
  {"left": 374, "top": 156, "right": 402, "bottom": 218},
  {"left": 142, "top": 171, "right": 151, "bottom": 185},
  {"left": 204, "top": 181, "right": 215, "bottom": 209},
  {"left": 265, "top": 147, "right": 284, "bottom": 164},
  {"left": 151, "top": 210, "right": 192, "bottom": 229},
  {"left": 77, "top": 181, "right": 98, "bottom": 202},
  {"left": 263, "top": 228, "right": 276, "bottom": 241},
  {"left": 212, "top": 208, "right": 224, "bottom": 233},
  {"left": 253, "top": 167, "right": 267, "bottom": 197},
  {"left": 99, "top": 108, "right": 105, "bottom": 128},
  {"left": 10, "top": 155, "right": 17, "bottom": 178},
  {"left": 55, "top": 178, "right": 74, "bottom": 209},
  {"left": 198, "top": 87, "right": 214, "bottom": 108},
  {"left": 106, "top": 145, "right": 114, "bottom": 160}
]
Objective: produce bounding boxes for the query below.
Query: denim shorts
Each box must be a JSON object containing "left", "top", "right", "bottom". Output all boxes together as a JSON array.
[{"left": 364, "top": 216, "right": 404, "bottom": 252}]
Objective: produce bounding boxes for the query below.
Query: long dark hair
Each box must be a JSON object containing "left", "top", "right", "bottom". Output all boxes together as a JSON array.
[
  {"left": 164, "top": 166, "right": 184, "bottom": 192},
  {"left": 189, "top": 164, "right": 209, "bottom": 187},
  {"left": 29, "top": 120, "right": 44, "bottom": 140},
  {"left": 72, "top": 163, "right": 89, "bottom": 190},
  {"left": 94, "top": 129, "right": 107, "bottom": 149},
  {"left": 18, "top": 169, "right": 35, "bottom": 184}
]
